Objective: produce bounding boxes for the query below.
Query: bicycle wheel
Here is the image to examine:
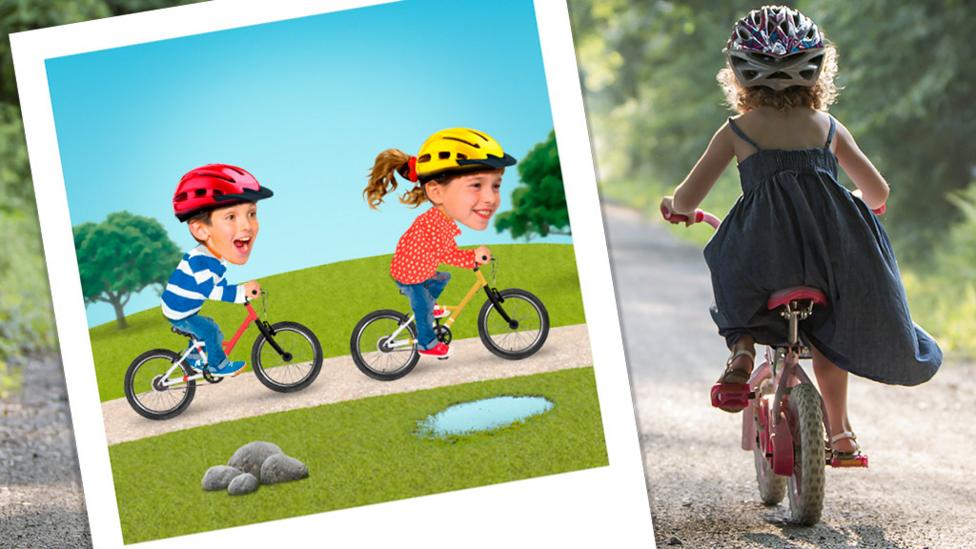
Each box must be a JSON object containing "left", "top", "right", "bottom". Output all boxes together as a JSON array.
[
  {"left": 752, "top": 378, "right": 786, "bottom": 505},
  {"left": 124, "top": 349, "right": 196, "bottom": 420},
  {"left": 251, "top": 321, "right": 323, "bottom": 392},
  {"left": 786, "top": 382, "right": 826, "bottom": 525},
  {"left": 350, "top": 309, "right": 419, "bottom": 381},
  {"left": 477, "top": 288, "right": 550, "bottom": 360}
]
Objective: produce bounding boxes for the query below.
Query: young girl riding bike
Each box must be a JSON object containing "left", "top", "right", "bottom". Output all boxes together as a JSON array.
[
  {"left": 661, "top": 6, "right": 942, "bottom": 460},
  {"left": 364, "top": 128, "right": 516, "bottom": 359}
]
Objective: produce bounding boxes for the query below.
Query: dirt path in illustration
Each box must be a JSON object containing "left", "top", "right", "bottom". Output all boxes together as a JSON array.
[
  {"left": 104, "top": 324, "right": 592, "bottom": 445},
  {"left": 0, "top": 357, "right": 91, "bottom": 547},
  {"left": 605, "top": 203, "right": 976, "bottom": 548}
]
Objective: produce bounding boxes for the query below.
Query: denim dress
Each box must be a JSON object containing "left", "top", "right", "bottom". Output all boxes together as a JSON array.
[{"left": 703, "top": 116, "right": 941, "bottom": 386}]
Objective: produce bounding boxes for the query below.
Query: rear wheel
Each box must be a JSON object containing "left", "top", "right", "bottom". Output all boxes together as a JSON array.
[
  {"left": 251, "top": 321, "right": 323, "bottom": 392},
  {"left": 124, "top": 349, "right": 196, "bottom": 420},
  {"left": 350, "top": 309, "right": 419, "bottom": 381},
  {"left": 786, "top": 383, "right": 826, "bottom": 525}
]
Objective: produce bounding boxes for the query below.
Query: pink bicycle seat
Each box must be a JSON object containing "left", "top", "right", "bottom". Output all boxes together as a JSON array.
[{"left": 767, "top": 286, "right": 828, "bottom": 311}]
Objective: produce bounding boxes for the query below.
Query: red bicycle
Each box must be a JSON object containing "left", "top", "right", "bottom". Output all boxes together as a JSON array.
[
  {"left": 124, "top": 292, "right": 323, "bottom": 420},
  {"left": 662, "top": 204, "right": 868, "bottom": 525}
]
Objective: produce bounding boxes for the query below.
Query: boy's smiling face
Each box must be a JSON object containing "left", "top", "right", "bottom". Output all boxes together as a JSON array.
[
  {"left": 425, "top": 169, "right": 502, "bottom": 230},
  {"left": 188, "top": 202, "right": 259, "bottom": 265}
]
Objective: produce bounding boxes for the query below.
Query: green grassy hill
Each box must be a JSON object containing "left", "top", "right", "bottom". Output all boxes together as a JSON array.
[{"left": 90, "top": 243, "right": 585, "bottom": 402}]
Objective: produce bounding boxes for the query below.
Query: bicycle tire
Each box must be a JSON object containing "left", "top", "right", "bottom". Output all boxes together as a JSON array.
[
  {"left": 124, "top": 349, "right": 196, "bottom": 420},
  {"left": 786, "top": 383, "right": 826, "bottom": 525},
  {"left": 477, "top": 288, "right": 550, "bottom": 360},
  {"left": 251, "top": 321, "right": 324, "bottom": 393},
  {"left": 350, "top": 309, "right": 419, "bottom": 381},
  {"left": 752, "top": 377, "right": 786, "bottom": 505}
]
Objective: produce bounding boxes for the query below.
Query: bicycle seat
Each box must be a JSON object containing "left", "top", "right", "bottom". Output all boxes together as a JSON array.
[
  {"left": 171, "top": 326, "right": 197, "bottom": 339},
  {"left": 767, "top": 286, "right": 827, "bottom": 311}
]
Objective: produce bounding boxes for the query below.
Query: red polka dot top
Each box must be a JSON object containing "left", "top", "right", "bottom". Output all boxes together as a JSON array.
[{"left": 391, "top": 207, "right": 476, "bottom": 284}]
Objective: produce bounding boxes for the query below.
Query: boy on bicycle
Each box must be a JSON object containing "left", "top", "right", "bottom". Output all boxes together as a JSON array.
[{"left": 160, "top": 164, "right": 273, "bottom": 376}]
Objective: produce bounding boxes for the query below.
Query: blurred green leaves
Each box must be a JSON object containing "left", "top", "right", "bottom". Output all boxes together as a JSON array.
[{"left": 0, "top": 0, "right": 200, "bottom": 373}]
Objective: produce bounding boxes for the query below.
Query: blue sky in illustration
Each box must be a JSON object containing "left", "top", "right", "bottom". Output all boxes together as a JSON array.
[{"left": 45, "top": 0, "right": 567, "bottom": 326}]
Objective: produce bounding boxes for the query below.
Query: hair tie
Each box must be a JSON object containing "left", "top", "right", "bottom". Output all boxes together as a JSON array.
[{"left": 407, "top": 156, "right": 418, "bottom": 182}]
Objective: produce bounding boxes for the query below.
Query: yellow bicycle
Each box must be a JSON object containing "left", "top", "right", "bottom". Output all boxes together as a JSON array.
[{"left": 349, "top": 259, "right": 550, "bottom": 381}]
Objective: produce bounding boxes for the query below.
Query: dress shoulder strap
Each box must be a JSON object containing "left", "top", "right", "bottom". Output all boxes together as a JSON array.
[
  {"left": 825, "top": 115, "right": 836, "bottom": 148},
  {"left": 727, "top": 117, "right": 761, "bottom": 151}
]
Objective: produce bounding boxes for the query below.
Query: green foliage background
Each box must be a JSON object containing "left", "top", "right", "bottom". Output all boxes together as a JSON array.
[
  {"left": 494, "top": 130, "right": 572, "bottom": 239},
  {"left": 0, "top": 1, "right": 202, "bottom": 382},
  {"left": 569, "top": 0, "right": 976, "bottom": 355}
]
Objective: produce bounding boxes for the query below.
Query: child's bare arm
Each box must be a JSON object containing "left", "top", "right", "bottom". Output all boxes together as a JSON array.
[
  {"left": 834, "top": 120, "right": 889, "bottom": 210},
  {"left": 670, "top": 124, "right": 736, "bottom": 214}
]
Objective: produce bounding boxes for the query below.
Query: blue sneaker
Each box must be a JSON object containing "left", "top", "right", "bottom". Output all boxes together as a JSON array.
[{"left": 209, "top": 360, "right": 246, "bottom": 377}]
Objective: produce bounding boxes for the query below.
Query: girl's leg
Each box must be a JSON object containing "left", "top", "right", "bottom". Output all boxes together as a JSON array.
[
  {"left": 810, "top": 345, "right": 857, "bottom": 454},
  {"left": 426, "top": 272, "right": 451, "bottom": 301},
  {"left": 400, "top": 283, "right": 437, "bottom": 349}
]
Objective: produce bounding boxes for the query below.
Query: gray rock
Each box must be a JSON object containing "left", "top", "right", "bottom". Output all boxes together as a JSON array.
[
  {"left": 227, "top": 473, "right": 259, "bottom": 495},
  {"left": 260, "top": 454, "right": 309, "bottom": 484},
  {"left": 228, "top": 441, "right": 283, "bottom": 477},
  {"left": 201, "top": 465, "right": 243, "bottom": 491}
]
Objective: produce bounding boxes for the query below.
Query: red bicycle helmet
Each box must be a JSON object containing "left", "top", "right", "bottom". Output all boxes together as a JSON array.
[{"left": 173, "top": 164, "right": 273, "bottom": 221}]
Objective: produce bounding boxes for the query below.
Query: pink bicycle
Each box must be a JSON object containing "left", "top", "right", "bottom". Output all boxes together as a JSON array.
[{"left": 662, "top": 204, "right": 868, "bottom": 525}]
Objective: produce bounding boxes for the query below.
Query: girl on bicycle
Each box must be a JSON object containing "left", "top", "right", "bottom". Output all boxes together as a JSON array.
[
  {"left": 364, "top": 128, "right": 516, "bottom": 359},
  {"left": 661, "top": 6, "right": 941, "bottom": 459}
]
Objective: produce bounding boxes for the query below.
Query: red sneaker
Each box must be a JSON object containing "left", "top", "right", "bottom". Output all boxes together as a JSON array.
[
  {"left": 418, "top": 342, "right": 452, "bottom": 359},
  {"left": 432, "top": 305, "right": 450, "bottom": 319}
]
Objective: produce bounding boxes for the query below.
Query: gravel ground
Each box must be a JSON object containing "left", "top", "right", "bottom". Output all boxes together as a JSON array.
[
  {"left": 0, "top": 357, "right": 91, "bottom": 548},
  {"left": 605, "top": 204, "right": 976, "bottom": 548}
]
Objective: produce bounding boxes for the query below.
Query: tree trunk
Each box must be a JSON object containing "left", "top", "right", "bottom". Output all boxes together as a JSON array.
[{"left": 109, "top": 296, "right": 129, "bottom": 329}]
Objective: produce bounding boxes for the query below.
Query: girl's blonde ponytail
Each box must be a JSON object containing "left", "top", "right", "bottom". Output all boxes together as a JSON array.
[{"left": 365, "top": 149, "right": 410, "bottom": 209}]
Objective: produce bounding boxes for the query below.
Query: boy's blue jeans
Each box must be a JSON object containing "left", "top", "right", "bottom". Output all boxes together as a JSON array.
[
  {"left": 168, "top": 314, "right": 227, "bottom": 367},
  {"left": 395, "top": 271, "right": 451, "bottom": 350}
]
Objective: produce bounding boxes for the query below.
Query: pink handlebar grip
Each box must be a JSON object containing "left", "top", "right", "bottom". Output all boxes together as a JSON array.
[
  {"left": 872, "top": 203, "right": 887, "bottom": 215},
  {"left": 660, "top": 203, "right": 721, "bottom": 229}
]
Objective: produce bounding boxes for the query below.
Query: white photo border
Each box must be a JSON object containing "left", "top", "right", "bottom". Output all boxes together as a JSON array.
[{"left": 11, "top": 1, "right": 654, "bottom": 547}]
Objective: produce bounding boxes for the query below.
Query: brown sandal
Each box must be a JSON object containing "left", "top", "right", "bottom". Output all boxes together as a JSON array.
[{"left": 717, "top": 348, "right": 755, "bottom": 385}]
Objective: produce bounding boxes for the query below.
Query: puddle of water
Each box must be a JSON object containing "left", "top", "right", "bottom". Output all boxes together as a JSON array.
[{"left": 417, "top": 396, "right": 554, "bottom": 438}]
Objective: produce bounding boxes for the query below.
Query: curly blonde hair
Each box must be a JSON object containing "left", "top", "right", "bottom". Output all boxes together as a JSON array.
[
  {"left": 364, "top": 149, "right": 428, "bottom": 209},
  {"left": 717, "top": 43, "right": 840, "bottom": 113}
]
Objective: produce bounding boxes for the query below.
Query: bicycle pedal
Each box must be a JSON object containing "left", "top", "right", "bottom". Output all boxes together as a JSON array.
[
  {"left": 830, "top": 454, "right": 869, "bottom": 468},
  {"left": 710, "top": 382, "right": 750, "bottom": 411}
]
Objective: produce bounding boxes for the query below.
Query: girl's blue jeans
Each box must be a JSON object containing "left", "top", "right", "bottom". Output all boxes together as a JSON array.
[
  {"left": 395, "top": 271, "right": 451, "bottom": 350},
  {"left": 168, "top": 314, "right": 228, "bottom": 367}
]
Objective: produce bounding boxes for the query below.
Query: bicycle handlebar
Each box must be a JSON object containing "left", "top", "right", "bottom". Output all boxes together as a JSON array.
[
  {"left": 660, "top": 204, "right": 722, "bottom": 230},
  {"left": 660, "top": 201, "right": 885, "bottom": 230}
]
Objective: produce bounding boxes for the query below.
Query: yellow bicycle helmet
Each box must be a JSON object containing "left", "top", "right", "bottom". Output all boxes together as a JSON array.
[{"left": 414, "top": 128, "right": 517, "bottom": 182}]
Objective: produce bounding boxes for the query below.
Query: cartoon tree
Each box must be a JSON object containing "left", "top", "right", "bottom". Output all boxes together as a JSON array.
[
  {"left": 73, "top": 211, "right": 181, "bottom": 329},
  {"left": 495, "top": 130, "right": 571, "bottom": 240}
]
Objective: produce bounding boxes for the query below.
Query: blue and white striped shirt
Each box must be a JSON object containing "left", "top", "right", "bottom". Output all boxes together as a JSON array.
[{"left": 160, "top": 245, "right": 245, "bottom": 320}]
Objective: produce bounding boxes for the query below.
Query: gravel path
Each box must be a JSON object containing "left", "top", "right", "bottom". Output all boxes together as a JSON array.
[
  {"left": 0, "top": 357, "right": 91, "bottom": 548},
  {"left": 104, "top": 324, "right": 592, "bottom": 445},
  {"left": 605, "top": 203, "right": 976, "bottom": 548}
]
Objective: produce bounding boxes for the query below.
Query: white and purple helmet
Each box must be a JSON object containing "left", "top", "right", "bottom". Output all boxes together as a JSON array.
[{"left": 726, "top": 5, "right": 825, "bottom": 90}]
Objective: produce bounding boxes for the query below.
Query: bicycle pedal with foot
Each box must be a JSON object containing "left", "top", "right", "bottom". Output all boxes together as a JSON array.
[
  {"left": 829, "top": 454, "right": 869, "bottom": 468},
  {"left": 710, "top": 382, "right": 752, "bottom": 411}
]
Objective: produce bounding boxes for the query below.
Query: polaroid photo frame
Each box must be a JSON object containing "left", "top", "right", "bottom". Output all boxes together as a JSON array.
[{"left": 11, "top": 1, "right": 653, "bottom": 547}]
